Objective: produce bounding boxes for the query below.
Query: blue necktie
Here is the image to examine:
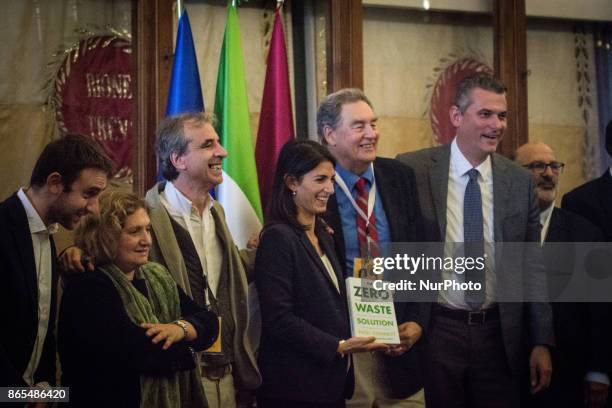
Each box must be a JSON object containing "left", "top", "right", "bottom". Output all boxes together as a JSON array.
[{"left": 464, "top": 168, "right": 485, "bottom": 310}]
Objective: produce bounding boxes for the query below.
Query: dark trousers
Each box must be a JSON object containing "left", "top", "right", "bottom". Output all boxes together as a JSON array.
[
  {"left": 525, "top": 349, "right": 612, "bottom": 408},
  {"left": 257, "top": 396, "right": 346, "bottom": 408},
  {"left": 424, "top": 307, "right": 519, "bottom": 408}
]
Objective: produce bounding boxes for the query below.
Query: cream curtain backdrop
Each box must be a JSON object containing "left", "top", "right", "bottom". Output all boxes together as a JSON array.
[
  {"left": 1, "top": 1, "right": 602, "bottom": 205},
  {"left": 0, "top": 0, "right": 131, "bottom": 201},
  {"left": 185, "top": 0, "right": 294, "bottom": 145},
  {"left": 363, "top": 7, "right": 493, "bottom": 157},
  {"left": 527, "top": 20, "right": 601, "bottom": 199},
  {"left": 362, "top": 6, "right": 601, "bottom": 199}
]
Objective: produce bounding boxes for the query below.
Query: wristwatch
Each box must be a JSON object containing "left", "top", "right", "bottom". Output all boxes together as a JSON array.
[{"left": 173, "top": 319, "right": 189, "bottom": 339}]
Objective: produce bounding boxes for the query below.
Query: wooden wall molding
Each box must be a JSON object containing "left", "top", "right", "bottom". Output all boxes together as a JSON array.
[
  {"left": 133, "top": 0, "right": 174, "bottom": 196},
  {"left": 327, "top": 0, "right": 364, "bottom": 91},
  {"left": 494, "top": 0, "right": 528, "bottom": 157}
]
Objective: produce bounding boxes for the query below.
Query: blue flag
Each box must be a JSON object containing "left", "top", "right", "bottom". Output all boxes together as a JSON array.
[{"left": 166, "top": 10, "right": 204, "bottom": 115}]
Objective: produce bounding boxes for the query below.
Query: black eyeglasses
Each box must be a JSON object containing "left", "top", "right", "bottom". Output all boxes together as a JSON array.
[{"left": 523, "top": 161, "right": 565, "bottom": 174}]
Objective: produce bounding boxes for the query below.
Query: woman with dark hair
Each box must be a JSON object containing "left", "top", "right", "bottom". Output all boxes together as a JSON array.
[
  {"left": 58, "top": 191, "right": 218, "bottom": 408},
  {"left": 255, "top": 140, "right": 388, "bottom": 408}
]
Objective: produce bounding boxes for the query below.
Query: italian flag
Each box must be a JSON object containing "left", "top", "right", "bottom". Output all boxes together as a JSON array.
[{"left": 214, "top": 1, "right": 263, "bottom": 248}]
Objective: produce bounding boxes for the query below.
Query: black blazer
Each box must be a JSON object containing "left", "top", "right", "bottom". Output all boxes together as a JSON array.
[
  {"left": 323, "top": 157, "right": 430, "bottom": 398},
  {"left": 544, "top": 209, "right": 610, "bottom": 400},
  {"left": 255, "top": 222, "right": 353, "bottom": 404},
  {"left": 0, "top": 193, "right": 58, "bottom": 387},
  {"left": 58, "top": 268, "right": 218, "bottom": 407},
  {"left": 562, "top": 171, "right": 612, "bottom": 241}
]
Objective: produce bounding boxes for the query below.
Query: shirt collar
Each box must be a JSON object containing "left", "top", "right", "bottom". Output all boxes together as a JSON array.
[
  {"left": 163, "top": 181, "right": 213, "bottom": 217},
  {"left": 335, "top": 163, "right": 374, "bottom": 190},
  {"left": 540, "top": 202, "right": 554, "bottom": 227},
  {"left": 17, "top": 188, "right": 58, "bottom": 235},
  {"left": 539, "top": 202, "right": 555, "bottom": 244},
  {"left": 450, "top": 138, "right": 492, "bottom": 182}
]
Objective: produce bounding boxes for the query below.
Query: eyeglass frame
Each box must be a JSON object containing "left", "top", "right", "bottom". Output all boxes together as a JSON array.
[{"left": 522, "top": 161, "right": 565, "bottom": 174}]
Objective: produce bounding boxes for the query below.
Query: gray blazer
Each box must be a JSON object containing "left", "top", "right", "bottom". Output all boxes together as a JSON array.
[{"left": 397, "top": 145, "right": 554, "bottom": 373}]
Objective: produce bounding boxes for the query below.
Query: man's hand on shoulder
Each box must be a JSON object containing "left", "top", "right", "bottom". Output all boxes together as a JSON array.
[
  {"left": 58, "top": 246, "right": 93, "bottom": 273},
  {"left": 246, "top": 232, "right": 260, "bottom": 250}
]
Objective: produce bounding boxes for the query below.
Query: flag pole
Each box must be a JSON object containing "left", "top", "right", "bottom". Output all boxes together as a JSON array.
[{"left": 177, "top": 0, "right": 182, "bottom": 19}]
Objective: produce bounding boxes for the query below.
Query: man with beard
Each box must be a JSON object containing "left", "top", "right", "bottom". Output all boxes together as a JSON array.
[
  {"left": 515, "top": 141, "right": 610, "bottom": 408},
  {"left": 0, "top": 134, "right": 113, "bottom": 393}
]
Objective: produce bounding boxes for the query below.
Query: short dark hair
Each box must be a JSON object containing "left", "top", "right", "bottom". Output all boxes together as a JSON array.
[
  {"left": 30, "top": 134, "right": 114, "bottom": 190},
  {"left": 316, "top": 88, "right": 373, "bottom": 143},
  {"left": 266, "top": 140, "right": 336, "bottom": 231},
  {"left": 155, "top": 112, "right": 217, "bottom": 181},
  {"left": 454, "top": 73, "right": 507, "bottom": 113}
]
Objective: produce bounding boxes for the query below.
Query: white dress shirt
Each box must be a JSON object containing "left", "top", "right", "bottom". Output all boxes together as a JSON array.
[
  {"left": 17, "top": 188, "right": 57, "bottom": 386},
  {"left": 440, "top": 139, "right": 495, "bottom": 309},
  {"left": 160, "top": 182, "right": 223, "bottom": 297},
  {"left": 539, "top": 202, "right": 554, "bottom": 245}
]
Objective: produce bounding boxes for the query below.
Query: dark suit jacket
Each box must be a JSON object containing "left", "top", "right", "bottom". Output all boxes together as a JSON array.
[
  {"left": 562, "top": 171, "right": 612, "bottom": 241},
  {"left": 533, "top": 207, "right": 611, "bottom": 406},
  {"left": 0, "top": 193, "right": 58, "bottom": 387},
  {"left": 255, "top": 222, "right": 353, "bottom": 404},
  {"left": 323, "top": 157, "right": 430, "bottom": 398},
  {"left": 58, "top": 268, "right": 218, "bottom": 408},
  {"left": 397, "top": 145, "right": 554, "bottom": 374}
]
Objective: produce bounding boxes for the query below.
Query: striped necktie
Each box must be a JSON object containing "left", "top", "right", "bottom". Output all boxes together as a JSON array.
[{"left": 355, "top": 177, "right": 380, "bottom": 259}]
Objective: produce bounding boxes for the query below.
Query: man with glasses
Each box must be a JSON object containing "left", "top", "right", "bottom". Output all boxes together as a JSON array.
[{"left": 514, "top": 141, "right": 610, "bottom": 408}]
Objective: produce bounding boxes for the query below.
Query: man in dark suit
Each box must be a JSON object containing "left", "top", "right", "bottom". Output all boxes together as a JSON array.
[
  {"left": 0, "top": 135, "right": 113, "bottom": 391},
  {"left": 318, "top": 88, "right": 428, "bottom": 407},
  {"left": 397, "top": 73, "right": 554, "bottom": 407},
  {"left": 515, "top": 141, "right": 611, "bottom": 408},
  {"left": 562, "top": 121, "right": 612, "bottom": 241}
]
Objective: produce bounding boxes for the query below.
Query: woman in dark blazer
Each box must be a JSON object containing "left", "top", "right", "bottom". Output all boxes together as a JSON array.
[
  {"left": 58, "top": 191, "right": 218, "bottom": 408},
  {"left": 255, "top": 140, "right": 388, "bottom": 408}
]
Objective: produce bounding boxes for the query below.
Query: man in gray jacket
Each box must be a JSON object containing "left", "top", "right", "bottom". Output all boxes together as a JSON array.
[{"left": 397, "top": 73, "right": 553, "bottom": 408}]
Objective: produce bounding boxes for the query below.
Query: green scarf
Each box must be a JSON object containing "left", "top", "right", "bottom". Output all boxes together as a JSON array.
[{"left": 99, "top": 262, "right": 208, "bottom": 408}]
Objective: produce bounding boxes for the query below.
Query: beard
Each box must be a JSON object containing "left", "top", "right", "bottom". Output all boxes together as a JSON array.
[
  {"left": 47, "top": 199, "right": 84, "bottom": 230},
  {"left": 537, "top": 187, "right": 557, "bottom": 211}
]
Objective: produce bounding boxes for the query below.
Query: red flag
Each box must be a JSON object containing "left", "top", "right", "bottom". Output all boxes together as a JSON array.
[{"left": 255, "top": 9, "right": 295, "bottom": 215}]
